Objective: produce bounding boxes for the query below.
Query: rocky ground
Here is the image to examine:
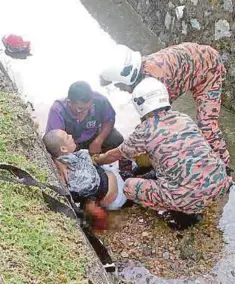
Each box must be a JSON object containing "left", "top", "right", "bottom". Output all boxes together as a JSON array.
[{"left": 97, "top": 195, "right": 227, "bottom": 279}]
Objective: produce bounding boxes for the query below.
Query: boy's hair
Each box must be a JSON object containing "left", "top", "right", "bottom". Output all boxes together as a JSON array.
[
  {"left": 68, "top": 81, "right": 93, "bottom": 103},
  {"left": 43, "top": 129, "right": 65, "bottom": 158}
]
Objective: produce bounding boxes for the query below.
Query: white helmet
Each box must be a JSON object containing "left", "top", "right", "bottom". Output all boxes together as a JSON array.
[
  {"left": 132, "top": 77, "right": 171, "bottom": 118},
  {"left": 100, "top": 44, "right": 142, "bottom": 86}
]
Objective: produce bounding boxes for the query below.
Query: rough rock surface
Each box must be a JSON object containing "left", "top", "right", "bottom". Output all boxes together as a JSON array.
[{"left": 126, "top": 0, "right": 235, "bottom": 111}]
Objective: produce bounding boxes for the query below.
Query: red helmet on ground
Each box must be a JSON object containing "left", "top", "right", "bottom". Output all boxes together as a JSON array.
[{"left": 2, "top": 34, "right": 31, "bottom": 54}]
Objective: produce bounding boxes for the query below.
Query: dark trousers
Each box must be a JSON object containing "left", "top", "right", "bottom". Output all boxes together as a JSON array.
[{"left": 77, "top": 128, "right": 124, "bottom": 152}]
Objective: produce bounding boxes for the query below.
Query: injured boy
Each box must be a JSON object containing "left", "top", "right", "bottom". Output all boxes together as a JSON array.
[{"left": 43, "top": 129, "right": 127, "bottom": 230}]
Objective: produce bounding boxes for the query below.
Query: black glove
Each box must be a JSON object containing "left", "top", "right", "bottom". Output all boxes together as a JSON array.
[{"left": 141, "top": 170, "right": 157, "bottom": 180}]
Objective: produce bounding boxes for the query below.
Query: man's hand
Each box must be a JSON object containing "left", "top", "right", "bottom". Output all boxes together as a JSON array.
[
  {"left": 135, "top": 153, "right": 152, "bottom": 168},
  {"left": 92, "top": 148, "right": 123, "bottom": 165},
  {"left": 91, "top": 154, "right": 99, "bottom": 165},
  {"left": 54, "top": 159, "right": 69, "bottom": 184},
  {"left": 89, "top": 137, "right": 103, "bottom": 155}
]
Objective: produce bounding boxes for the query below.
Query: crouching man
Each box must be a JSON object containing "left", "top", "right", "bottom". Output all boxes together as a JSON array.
[
  {"left": 43, "top": 129, "right": 127, "bottom": 230},
  {"left": 45, "top": 81, "right": 124, "bottom": 155},
  {"left": 93, "top": 78, "right": 233, "bottom": 223}
]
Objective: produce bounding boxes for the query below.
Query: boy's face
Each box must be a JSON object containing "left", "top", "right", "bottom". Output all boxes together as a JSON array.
[{"left": 59, "top": 130, "right": 76, "bottom": 154}]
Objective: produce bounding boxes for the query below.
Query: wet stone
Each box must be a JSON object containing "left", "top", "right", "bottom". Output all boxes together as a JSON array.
[
  {"left": 165, "top": 12, "right": 172, "bottom": 30},
  {"left": 163, "top": 251, "right": 170, "bottom": 260},
  {"left": 215, "top": 19, "right": 232, "bottom": 40},
  {"left": 142, "top": 231, "right": 149, "bottom": 237},
  {"left": 175, "top": 5, "right": 185, "bottom": 20},
  {"left": 223, "top": 0, "right": 233, "bottom": 12},
  {"left": 190, "top": 18, "right": 201, "bottom": 30},
  {"left": 121, "top": 251, "right": 129, "bottom": 258},
  {"left": 143, "top": 247, "right": 152, "bottom": 256}
]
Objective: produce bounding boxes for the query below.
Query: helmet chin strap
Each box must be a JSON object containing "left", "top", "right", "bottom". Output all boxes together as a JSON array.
[
  {"left": 133, "top": 96, "right": 145, "bottom": 106},
  {"left": 140, "top": 106, "right": 171, "bottom": 122}
]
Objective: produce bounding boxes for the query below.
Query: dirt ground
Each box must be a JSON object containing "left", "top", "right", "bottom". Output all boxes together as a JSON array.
[{"left": 97, "top": 194, "right": 227, "bottom": 279}]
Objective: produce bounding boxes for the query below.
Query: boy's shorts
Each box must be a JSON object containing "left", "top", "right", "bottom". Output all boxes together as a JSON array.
[{"left": 101, "top": 164, "right": 127, "bottom": 210}]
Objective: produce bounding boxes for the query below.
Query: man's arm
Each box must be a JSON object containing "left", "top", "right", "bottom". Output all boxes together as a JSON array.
[
  {"left": 46, "top": 105, "right": 65, "bottom": 133},
  {"left": 95, "top": 121, "right": 114, "bottom": 144},
  {"left": 93, "top": 147, "right": 124, "bottom": 165},
  {"left": 89, "top": 95, "right": 116, "bottom": 154},
  {"left": 94, "top": 122, "right": 147, "bottom": 164},
  {"left": 98, "top": 95, "right": 116, "bottom": 142},
  {"left": 89, "top": 121, "right": 115, "bottom": 155}
]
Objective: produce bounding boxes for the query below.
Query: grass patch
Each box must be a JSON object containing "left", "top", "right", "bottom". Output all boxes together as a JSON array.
[{"left": 0, "top": 91, "right": 88, "bottom": 283}]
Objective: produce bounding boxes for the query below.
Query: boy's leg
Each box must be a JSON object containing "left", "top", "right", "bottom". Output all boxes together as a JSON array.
[{"left": 101, "top": 165, "right": 127, "bottom": 210}]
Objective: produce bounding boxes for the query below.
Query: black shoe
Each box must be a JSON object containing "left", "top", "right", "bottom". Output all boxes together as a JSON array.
[
  {"left": 132, "top": 165, "right": 153, "bottom": 176},
  {"left": 122, "top": 200, "right": 135, "bottom": 208},
  {"left": 157, "top": 210, "right": 202, "bottom": 230}
]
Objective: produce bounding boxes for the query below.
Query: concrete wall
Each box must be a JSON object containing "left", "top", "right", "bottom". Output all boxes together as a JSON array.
[
  {"left": 80, "top": 0, "right": 163, "bottom": 55},
  {"left": 126, "top": 0, "right": 235, "bottom": 111}
]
